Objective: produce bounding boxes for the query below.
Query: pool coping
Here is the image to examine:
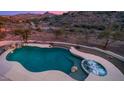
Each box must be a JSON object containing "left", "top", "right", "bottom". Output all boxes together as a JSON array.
[
  {"left": 70, "top": 47, "right": 124, "bottom": 81},
  {"left": 0, "top": 43, "right": 75, "bottom": 81},
  {"left": 0, "top": 41, "right": 124, "bottom": 81}
]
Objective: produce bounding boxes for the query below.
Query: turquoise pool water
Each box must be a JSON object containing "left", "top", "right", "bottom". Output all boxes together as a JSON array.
[{"left": 6, "top": 46, "right": 88, "bottom": 80}]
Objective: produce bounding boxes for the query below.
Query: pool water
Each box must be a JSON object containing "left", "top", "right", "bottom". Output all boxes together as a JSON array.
[
  {"left": 6, "top": 46, "right": 88, "bottom": 80},
  {"left": 81, "top": 59, "right": 107, "bottom": 76}
]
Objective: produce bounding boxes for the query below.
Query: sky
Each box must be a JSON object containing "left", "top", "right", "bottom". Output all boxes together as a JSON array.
[{"left": 0, "top": 11, "right": 66, "bottom": 15}]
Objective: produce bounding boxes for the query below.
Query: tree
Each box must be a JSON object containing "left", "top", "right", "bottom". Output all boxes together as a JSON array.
[
  {"left": 0, "top": 32, "right": 6, "bottom": 40},
  {"left": 98, "top": 31, "right": 111, "bottom": 49},
  {"left": 53, "top": 29, "right": 64, "bottom": 39},
  {"left": 0, "top": 22, "right": 5, "bottom": 40},
  {"left": 112, "top": 31, "right": 124, "bottom": 41},
  {"left": 0, "top": 22, "right": 3, "bottom": 32},
  {"left": 14, "top": 29, "right": 31, "bottom": 43},
  {"left": 97, "top": 26, "right": 124, "bottom": 49},
  {"left": 83, "top": 29, "right": 90, "bottom": 43},
  {"left": 74, "top": 28, "right": 91, "bottom": 43}
]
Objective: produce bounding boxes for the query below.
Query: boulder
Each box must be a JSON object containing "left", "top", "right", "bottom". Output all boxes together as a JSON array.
[{"left": 71, "top": 66, "right": 78, "bottom": 72}]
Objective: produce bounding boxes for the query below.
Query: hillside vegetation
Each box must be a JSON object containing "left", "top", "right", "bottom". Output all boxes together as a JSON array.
[{"left": 0, "top": 11, "right": 124, "bottom": 56}]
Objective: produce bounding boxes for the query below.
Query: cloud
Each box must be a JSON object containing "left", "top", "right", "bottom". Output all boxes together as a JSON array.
[{"left": 48, "top": 11, "right": 67, "bottom": 15}]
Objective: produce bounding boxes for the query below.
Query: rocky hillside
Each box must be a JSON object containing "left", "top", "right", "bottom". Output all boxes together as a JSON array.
[
  {"left": 1, "top": 11, "right": 124, "bottom": 32},
  {"left": 40, "top": 11, "right": 124, "bottom": 31}
]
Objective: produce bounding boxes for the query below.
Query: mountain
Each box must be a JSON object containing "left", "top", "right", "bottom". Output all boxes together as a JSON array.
[
  {"left": 41, "top": 11, "right": 124, "bottom": 31},
  {"left": 1, "top": 11, "right": 124, "bottom": 32},
  {"left": 41, "top": 11, "right": 120, "bottom": 30}
]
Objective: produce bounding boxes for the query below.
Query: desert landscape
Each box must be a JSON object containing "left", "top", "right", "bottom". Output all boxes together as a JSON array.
[{"left": 0, "top": 11, "right": 124, "bottom": 56}]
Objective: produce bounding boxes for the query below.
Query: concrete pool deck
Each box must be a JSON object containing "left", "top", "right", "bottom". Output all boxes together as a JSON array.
[
  {"left": 0, "top": 41, "right": 124, "bottom": 81},
  {"left": 70, "top": 47, "right": 124, "bottom": 81},
  {"left": 0, "top": 43, "right": 75, "bottom": 81}
]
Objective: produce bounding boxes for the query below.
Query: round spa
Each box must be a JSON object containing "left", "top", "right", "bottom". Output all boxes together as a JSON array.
[{"left": 81, "top": 59, "right": 107, "bottom": 76}]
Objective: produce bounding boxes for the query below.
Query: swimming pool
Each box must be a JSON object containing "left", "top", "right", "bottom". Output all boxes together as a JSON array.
[{"left": 6, "top": 46, "right": 88, "bottom": 81}]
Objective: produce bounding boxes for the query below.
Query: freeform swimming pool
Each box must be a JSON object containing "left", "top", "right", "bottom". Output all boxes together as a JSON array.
[{"left": 6, "top": 46, "right": 88, "bottom": 81}]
